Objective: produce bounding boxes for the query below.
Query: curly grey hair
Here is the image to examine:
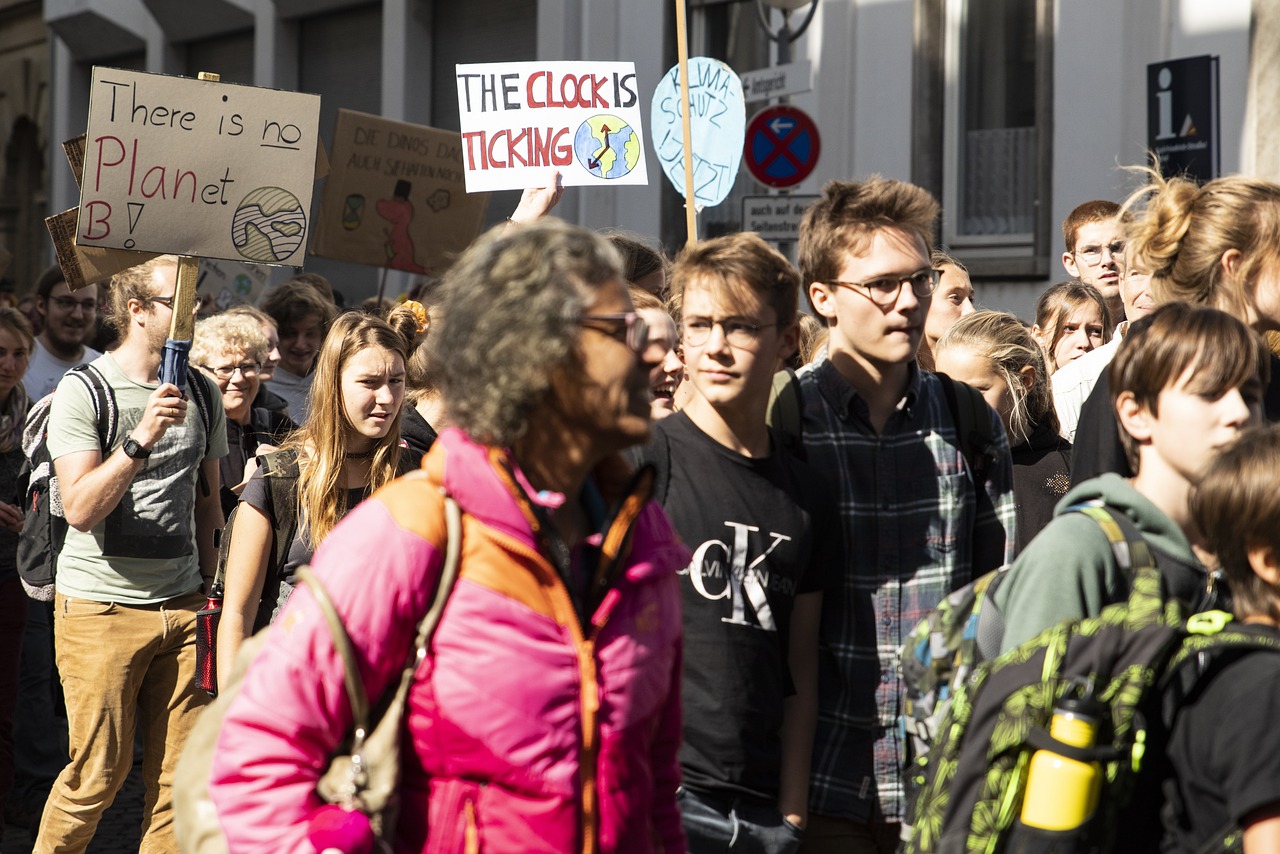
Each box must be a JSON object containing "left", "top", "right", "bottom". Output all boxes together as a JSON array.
[{"left": 431, "top": 219, "right": 624, "bottom": 447}]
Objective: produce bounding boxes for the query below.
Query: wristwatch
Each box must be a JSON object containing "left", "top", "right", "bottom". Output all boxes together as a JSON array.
[{"left": 122, "top": 437, "right": 151, "bottom": 460}]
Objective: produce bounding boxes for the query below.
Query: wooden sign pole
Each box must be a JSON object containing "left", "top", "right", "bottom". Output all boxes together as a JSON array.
[
  {"left": 675, "top": 0, "right": 697, "bottom": 246},
  {"left": 160, "top": 71, "right": 219, "bottom": 391}
]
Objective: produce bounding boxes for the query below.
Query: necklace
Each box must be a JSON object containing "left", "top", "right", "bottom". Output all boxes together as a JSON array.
[{"left": 345, "top": 448, "right": 375, "bottom": 460}]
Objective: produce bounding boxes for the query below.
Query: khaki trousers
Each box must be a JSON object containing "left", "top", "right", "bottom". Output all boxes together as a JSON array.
[{"left": 35, "top": 590, "right": 208, "bottom": 854}]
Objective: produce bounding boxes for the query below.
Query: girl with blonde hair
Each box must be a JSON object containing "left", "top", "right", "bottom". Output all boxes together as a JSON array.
[{"left": 215, "top": 305, "right": 417, "bottom": 690}]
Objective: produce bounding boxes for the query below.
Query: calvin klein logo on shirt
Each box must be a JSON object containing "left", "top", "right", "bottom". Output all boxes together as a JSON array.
[{"left": 681, "top": 521, "right": 795, "bottom": 630}]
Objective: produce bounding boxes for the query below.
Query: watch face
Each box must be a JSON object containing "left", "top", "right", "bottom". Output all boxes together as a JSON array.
[{"left": 124, "top": 438, "right": 148, "bottom": 459}]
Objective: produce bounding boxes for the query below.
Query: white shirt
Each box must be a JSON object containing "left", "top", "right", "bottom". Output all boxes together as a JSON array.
[
  {"left": 1051, "top": 322, "right": 1127, "bottom": 442},
  {"left": 24, "top": 338, "right": 103, "bottom": 401}
]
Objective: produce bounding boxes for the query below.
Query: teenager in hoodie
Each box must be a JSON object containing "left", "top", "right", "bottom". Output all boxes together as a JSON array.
[{"left": 993, "top": 302, "right": 1267, "bottom": 653}]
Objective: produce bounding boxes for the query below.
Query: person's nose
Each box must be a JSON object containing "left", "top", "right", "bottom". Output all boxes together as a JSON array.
[{"left": 1220, "top": 388, "right": 1256, "bottom": 428}]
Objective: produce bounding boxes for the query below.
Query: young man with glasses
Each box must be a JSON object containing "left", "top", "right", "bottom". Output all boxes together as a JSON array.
[
  {"left": 1061, "top": 199, "right": 1126, "bottom": 322},
  {"left": 632, "top": 232, "right": 839, "bottom": 852},
  {"left": 793, "top": 178, "right": 1016, "bottom": 854},
  {"left": 37, "top": 255, "right": 226, "bottom": 852},
  {"left": 24, "top": 265, "right": 103, "bottom": 400}
]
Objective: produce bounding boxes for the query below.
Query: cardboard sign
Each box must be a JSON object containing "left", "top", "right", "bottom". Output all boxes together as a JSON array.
[
  {"left": 47, "top": 208, "right": 158, "bottom": 290},
  {"left": 311, "top": 110, "right": 488, "bottom": 274},
  {"left": 650, "top": 58, "right": 745, "bottom": 209},
  {"left": 77, "top": 67, "right": 320, "bottom": 266},
  {"left": 455, "top": 61, "right": 648, "bottom": 193},
  {"left": 198, "top": 257, "right": 272, "bottom": 313}
]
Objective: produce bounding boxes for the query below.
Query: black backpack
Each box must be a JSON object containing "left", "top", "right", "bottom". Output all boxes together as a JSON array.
[
  {"left": 17, "top": 364, "right": 214, "bottom": 599},
  {"left": 211, "top": 448, "right": 302, "bottom": 632}
]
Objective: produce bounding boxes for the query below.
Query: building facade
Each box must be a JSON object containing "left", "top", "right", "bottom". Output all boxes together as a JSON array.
[{"left": 3, "top": 0, "right": 1273, "bottom": 311}]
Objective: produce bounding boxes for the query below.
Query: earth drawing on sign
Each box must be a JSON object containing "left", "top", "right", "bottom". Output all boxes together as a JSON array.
[
  {"left": 232, "top": 187, "right": 307, "bottom": 263},
  {"left": 574, "top": 115, "right": 641, "bottom": 180}
]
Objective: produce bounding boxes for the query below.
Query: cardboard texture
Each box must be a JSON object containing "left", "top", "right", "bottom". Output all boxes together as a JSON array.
[
  {"left": 76, "top": 67, "right": 320, "bottom": 266},
  {"left": 455, "top": 61, "right": 648, "bottom": 192},
  {"left": 46, "top": 208, "right": 157, "bottom": 290},
  {"left": 311, "top": 110, "right": 488, "bottom": 275}
]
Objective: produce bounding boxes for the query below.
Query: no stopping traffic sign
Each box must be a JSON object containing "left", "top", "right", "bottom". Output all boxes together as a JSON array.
[{"left": 744, "top": 105, "right": 821, "bottom": 189}]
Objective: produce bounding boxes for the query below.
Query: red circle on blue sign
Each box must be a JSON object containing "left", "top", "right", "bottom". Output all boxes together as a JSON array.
[{"left": 744, "top": 105, "right": 821, "bottom": 189}]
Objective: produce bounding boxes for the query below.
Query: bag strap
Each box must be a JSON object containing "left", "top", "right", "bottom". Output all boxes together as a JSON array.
[
  {"left": 766, "top": 368, "right": 805, "bottom": 460},
  {"left": 184, "top": 366, "right": 214, "bottom": 453},
  {"left": 937, "top": 372, "right": 997, "bottom": 482},
  {"left": 66, "top": 363, "right": 117, "bottom": 451},
  {"left": 259, "top": 449, "right": 301, "bottom": 577},
  {"left": 295, "top": 493, "right": 463, "bottom": 745},
  {"left": 1067, "top": 502, "right": 1162, "bottom": 630}
]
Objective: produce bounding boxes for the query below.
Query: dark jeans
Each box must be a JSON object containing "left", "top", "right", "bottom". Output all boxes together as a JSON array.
[
  {"left": 11, "top": 598, "right": 66, "bottom": 819},
  {"left": 678, "top": 787, "right": 804, "bottom": 854},
  {"left": 0, "top": 577, "right": 27, "bottom": 809},
  {"left": 796, "top": 812, "right": 902, "bottom": 854}
]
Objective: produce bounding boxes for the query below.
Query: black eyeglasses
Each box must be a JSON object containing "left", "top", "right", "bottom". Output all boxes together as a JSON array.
[
  {"left": 823, "top": 268, "right": 941, "bottom": 307},
  {"left": 579, "top": 312, "right": 650, "bottom": 352},
  {"left": 147, "top": 295, "right": 176, "bottom": 310},
  {"left": 201, "top": 362, "right": 261, "bottom": 381},
  {"left": 682, "top": 317, "right": 771, "bottom": 349},
  {"left": 1075, "top": 241, "right": 1125, "bottom": 263},
  {"left": 48, "top": 296, "right": 98, "bottom": 313}
]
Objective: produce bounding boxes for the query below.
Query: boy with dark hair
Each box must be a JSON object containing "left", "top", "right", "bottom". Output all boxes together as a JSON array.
[
  {"left": 636, "top": 232, "right": 839, "bottom": 851},
  {"left": 1060, "top": 199, "right": 1126, "bottom": 322},
  {"left": 994, "top": 301, "right": 1267, "bottom": 653},
  {"left": 259, "top": 279, "right": 338, "bottom": 422},
  {"left": 794, "top": 177, "right": 1016, "bottom": 852},
  {"left": 1168, "top": 425, "right": 1280, "bottom": 852}
]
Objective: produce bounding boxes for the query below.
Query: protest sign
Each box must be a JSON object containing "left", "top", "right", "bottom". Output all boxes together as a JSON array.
[
  {"left": 197, "top": 257, "right": 272, "bottom": 314},
  {"left": 650, "top": 57, "right": 745, "bottom": 209},
  {"left": 454, "top": 61, "right": 648, "bottom": 193},
  {"left": 76, "top": 67, "right": 320, "bottom": 267},
  {"left": 311, "top": 110, "right": 488, "bottom": 274}
]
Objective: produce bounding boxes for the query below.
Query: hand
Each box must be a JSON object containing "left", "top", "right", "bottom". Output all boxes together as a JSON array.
[
  {"left": 131, "top": 383, "right": 187, "bottom": 450},
  {"left": 507, "top": 172, "right": 564, "bottom": 226},
  {"left": 0, "top": 502, "right": 23, "bottom": 534}
]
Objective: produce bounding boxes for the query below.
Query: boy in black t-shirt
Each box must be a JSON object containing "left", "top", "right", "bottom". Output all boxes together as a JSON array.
[
  {"left": 637, "top": 233, "right": 839, "bottom": 852},
  {"left": 1170, "top": 426, "right": 1280, "bottom": 853}
]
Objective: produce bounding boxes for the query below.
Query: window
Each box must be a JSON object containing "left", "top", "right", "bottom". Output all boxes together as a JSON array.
[{"left": 918, "top": 0, "right": 1052, "bottom": 275}]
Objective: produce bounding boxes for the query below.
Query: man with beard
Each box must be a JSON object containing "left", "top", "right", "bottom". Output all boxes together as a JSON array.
[{"left": 24, "top": 266, "right": 102, "bottom": 400}]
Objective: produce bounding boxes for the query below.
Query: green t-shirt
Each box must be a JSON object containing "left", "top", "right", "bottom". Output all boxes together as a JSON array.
[{"left": 47, "top": 354, "right": 228, "bottom": 604}]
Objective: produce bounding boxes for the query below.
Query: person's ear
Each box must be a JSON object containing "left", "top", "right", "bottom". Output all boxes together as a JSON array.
[
  {"left": 1220, "top": 248, "right": 1244, "bottom": 280},
  {"left": 810, "top": 282, "right": 838, "bottom": 321},
  {"left": 1063, "top": 250, "right": 1081, "bottom": 278},
  {"left": 1247, "top": 544, "right": 1280, "bottom": 587},
  {"left": 1017, "top": 364, "right": 1036, "bottom": 394},
  {"left": 1115, "top": 390, "right": 1153, "bottom": 444}
]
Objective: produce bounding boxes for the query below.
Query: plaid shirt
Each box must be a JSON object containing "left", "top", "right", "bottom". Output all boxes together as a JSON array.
[{"left": 799, "top": 357, "right": 1017, "bottom": 822}]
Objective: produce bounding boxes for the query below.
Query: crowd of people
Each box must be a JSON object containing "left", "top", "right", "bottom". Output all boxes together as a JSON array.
[{"left": 0, "top": 163, "right": 1276, "bottom": 854}]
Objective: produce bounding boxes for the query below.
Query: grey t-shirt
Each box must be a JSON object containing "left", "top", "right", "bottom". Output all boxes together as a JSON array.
[{"left": 47, "top": 353, "right": 228, "bottom": 604}]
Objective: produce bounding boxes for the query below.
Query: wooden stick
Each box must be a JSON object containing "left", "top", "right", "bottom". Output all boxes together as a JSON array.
[{"left": 675, "top": 0, "right": 697, "bottom": 246}]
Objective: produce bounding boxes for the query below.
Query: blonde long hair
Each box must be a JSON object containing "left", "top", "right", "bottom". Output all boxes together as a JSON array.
[{"left": 284, "top": 306, "right": 415, "bottom": 545}]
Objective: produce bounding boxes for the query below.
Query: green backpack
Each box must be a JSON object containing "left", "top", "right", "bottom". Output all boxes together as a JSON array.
[
  {"left": 898, "top": 504, "right": 1145, "bottom": 770},
  {"left": 902, "top": 553, "right": 1280, "bottom": 854}
]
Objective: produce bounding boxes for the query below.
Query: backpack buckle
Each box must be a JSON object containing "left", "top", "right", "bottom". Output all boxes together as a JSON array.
[{"left": 1186, "top": 610, "right": 1232, "bottom": 636}]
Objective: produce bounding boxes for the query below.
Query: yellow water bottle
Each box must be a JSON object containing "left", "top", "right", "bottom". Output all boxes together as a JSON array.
[{"left": 1019, "top": 695, "right": 1102, "bottom": 830}]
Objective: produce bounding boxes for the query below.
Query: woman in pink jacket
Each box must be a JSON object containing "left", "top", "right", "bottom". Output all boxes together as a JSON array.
[{"left": 207, "top": 220, "right": 689, "bottom": 853}]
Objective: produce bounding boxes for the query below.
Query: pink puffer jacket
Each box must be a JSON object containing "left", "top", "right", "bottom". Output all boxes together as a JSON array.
[{"left": 208, "top": 429, "right": 689, "bottom": 853}]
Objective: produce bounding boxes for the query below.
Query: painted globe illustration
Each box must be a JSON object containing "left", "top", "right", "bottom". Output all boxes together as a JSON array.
[
  {"left": 232, "top": 187, "right": 307, "bottom": 263},
  {"left": 574, "top": 115, "right": 641, "bottom": 179}
]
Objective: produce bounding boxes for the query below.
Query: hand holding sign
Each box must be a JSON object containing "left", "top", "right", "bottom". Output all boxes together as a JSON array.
[{"left": 649, "top": 58, "right": 745, "bottom": 210}]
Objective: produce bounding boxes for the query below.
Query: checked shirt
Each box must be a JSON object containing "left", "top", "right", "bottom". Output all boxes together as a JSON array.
[{"left": 798, "top": 357, "right": 1017, "bottom": 823}]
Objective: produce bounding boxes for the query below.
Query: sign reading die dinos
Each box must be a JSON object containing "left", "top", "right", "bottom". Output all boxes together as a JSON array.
[{"left": 77, "top": 67, "right": 321, "bottom": 267}]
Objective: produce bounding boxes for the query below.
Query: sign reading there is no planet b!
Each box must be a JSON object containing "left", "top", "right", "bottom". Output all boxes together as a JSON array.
[{"left": 76, "top": 67, "right": 320, "bottom": 267}]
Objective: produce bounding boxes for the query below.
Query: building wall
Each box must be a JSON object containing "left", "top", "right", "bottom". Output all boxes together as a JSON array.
[
  {"left": 0, "top": 0, "right": 50, "bottom": 293},
  {"left": 33, "top": 0, "right": 1265, "bottom": 312}
]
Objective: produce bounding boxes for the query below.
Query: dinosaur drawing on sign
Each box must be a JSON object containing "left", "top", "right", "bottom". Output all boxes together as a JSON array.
[{"left": 375, "top": 179, "right": 428, "bottom": 273}]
